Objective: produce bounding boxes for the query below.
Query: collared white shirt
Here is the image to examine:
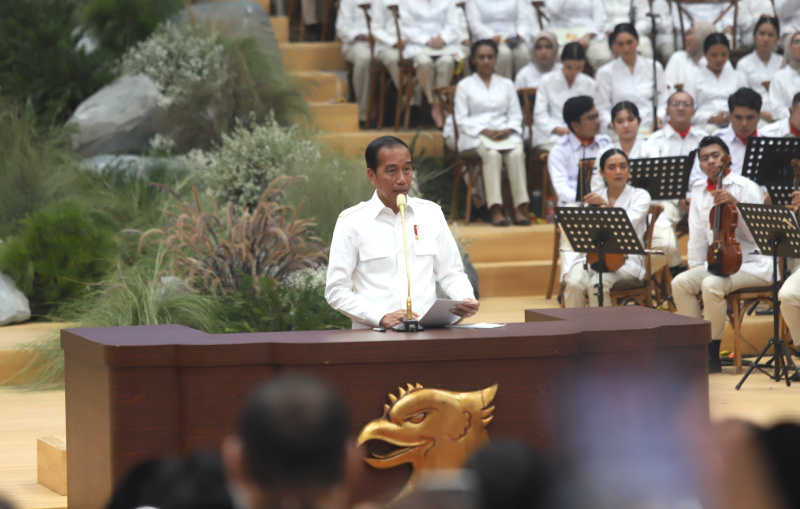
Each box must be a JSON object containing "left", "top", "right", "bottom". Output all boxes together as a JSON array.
[
  {"left": 761, "top": 118, "right": 800, "bottom": 137},
  {"left": 595, "top": 56, "right": 667, "bottom": 132},
  {"left": 336, "top": 0, "right": 371, "bottom": 54},
  {"left": 640, "top": 122, "right": 708, "bottom": 159},
  {"left": 769, "top": 67, "right": 800, "bottom": 121},
  {"left": 775, "top": 0, "right": 800, "bottom": 37},
  {"left": 603, "top": 0, "right": 655, "bottom": 36},
  {"left": 687, "top": 126, "right": 768, "bottom": 188},
  {"left": 514, "top": 62, "right": 561, "bottom": 90},
  {"left": 664, "top": 51, "right": 700, "bottom": 93},
  {"left": 371, "top": 0, "right": 400, "bottom": 52},
  {"left": 562, "top": 184, "right": 652, "bottom": 279},
  {"left": 325, "top": 192, "right": 474, "bottom": 329},
  {"left": 465, "top": 0, "right": 534, "bottom": 46},
  {"left": 686, "top": 172, "right": 771, "bottom": 281},
  {"left": 532, "top": 70, "right": 596, "bottom": 147},
  {"left": 684, "top": 64, "right": 747, "bottom": 129},
  {"left": 548, "top": 132, "right": 612, "bottom": 206},
  {"left": 544, "top": 0, "right": 607, "bottom": 39},
  {"left": 736, "top": 52, "right": 782, "bottom": 117},
  {"left": 454, "top": 73, "right": 523, "bottom": 152},
  {"left": 399, "top": 0, "right": 461, "bottom": 59}
]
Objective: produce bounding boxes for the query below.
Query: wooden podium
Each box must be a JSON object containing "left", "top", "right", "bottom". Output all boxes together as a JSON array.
[{"left": 61, "top": 307, "right": 710, "bottom": 509}]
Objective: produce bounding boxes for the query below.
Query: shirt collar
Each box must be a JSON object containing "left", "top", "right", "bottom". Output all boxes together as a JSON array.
[
  {"left": 668, "top": 122, "right": 692, "bottom": 139},
  {"left": 367, "top": 191, "right": 413, "bottom": 219},
  {"left": 568, "top": 132, "right": 598, "bottom": 150}
]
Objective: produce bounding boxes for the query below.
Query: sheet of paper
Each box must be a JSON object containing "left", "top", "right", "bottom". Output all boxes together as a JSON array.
[{"left": 479, "top": 134, "right": 517, "bottom": 151}]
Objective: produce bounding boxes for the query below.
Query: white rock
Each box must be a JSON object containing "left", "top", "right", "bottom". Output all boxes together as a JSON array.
[{"left": 0, "top": 272, "right": 31, "bottom": 326}]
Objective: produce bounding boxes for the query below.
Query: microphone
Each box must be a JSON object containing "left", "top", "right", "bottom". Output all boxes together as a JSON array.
[{"left": 394, "top": 194, "right": 423, "bottom": 332}]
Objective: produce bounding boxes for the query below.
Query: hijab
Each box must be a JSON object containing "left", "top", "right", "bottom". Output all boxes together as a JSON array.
[
  {"left": 531, "top": 31, "right": 558, "bottom": 73},
  {"left": 781, "top": 31, "right": 800, "bottom": 72},
  {"left": 691, "top": 22, "right": 716, "bottom": 63}
]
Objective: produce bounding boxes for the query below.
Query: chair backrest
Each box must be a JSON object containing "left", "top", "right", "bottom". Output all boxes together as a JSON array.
[
  {"left": 358, "top": 3, "right": 376, "bottom": 57},
  {"left": 674, "top": 0, "right": 739, "bottom": 49},
  {"left": 433, "top": 85, "right": 461, "bottom": 144},
  {"left": 517, "top": 87, "right": 537, "bottom": 146},
  {"left": 643, "top": 203, "right": 664, "bottom": 277},
  {"left": 388, "top": 4, "right": 405, "bottom": 61},
  {"left": 531, "top": 1, "right": 549, "bottom": 28},
  {"left": 456, "top": 1, "right": 473, "bottom": 45}
]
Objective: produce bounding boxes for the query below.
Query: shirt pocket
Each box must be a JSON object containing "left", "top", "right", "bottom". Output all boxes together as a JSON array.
[
  {"left": 358, "top": 243, "right": 393, "bottom": 274},
  {"left": 413, "top": 240, "right": 439, "bottom": 257}
]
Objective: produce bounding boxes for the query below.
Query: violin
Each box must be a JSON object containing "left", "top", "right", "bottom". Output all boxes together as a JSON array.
[
  {"left": 580, "top": 158, "right": 627, "bottom": 273},
  {"left": 792, "top": 159, "right": 800, "bottom": 192},
  {"left": 707, "top": 154, "right": 742, "bottom": 276}
]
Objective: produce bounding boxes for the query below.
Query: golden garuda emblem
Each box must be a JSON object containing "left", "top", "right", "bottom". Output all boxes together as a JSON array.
[{"left": 357, "top": 383, "right": 498, "bottom": 500}]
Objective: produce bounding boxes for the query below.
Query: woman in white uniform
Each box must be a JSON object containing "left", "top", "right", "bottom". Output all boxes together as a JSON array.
[
  {"left": 591, "top": 101, "right": 644, "bottom": 192},
  {"left": 736, "top": 17, "right": 782, "bottom": 123},
  {"left": 664, "top": 21, "right": 717, "bottom": 93},
  {"left": 454, "top": 39, "right": 529, "bottom": 227},
  {"left": 563, "top": 148, "right": 652, "bottom": 307},
  {"left": 595, "top": 23, "right": 666, "bottom": 134},
  {"left": 514, "top": 31, "right": 560, "bottom": 90},
  {"left": 769, "top": 31, "right": 800, "bottom": 121},
  {"left": 464, "top": 0, "right": 534, "bottom": 79}
]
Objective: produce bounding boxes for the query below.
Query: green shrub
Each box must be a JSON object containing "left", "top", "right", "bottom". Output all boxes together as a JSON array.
[
  {"left": 83, "top": 0, "right": 183, "bottom": 57},
  {"left": 0, "top": 0, "right": 114, "bottom": 124},
  {"left": 0, "top": 201, "right": 116, "bottom": 316}
]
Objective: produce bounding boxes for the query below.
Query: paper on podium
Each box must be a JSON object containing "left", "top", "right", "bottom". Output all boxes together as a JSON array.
[{"left": 419, "top": 299, "right": 465, "bottom": 328}]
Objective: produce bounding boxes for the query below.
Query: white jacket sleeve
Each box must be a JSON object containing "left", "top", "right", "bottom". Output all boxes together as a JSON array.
[{"left": 686, "top": 186, "right": 707, "bottom": 268}]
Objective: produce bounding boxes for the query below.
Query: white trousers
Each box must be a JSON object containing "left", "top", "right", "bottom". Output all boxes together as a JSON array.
[
  {"left": 343, "top": 44, "right": 372, "bottom": 121},
  {"left": 495, "top": 42, "right": 531, "bottom": 79},
  {"left": 779, "top": 260, "right": 800, "bottom": 346},
  {"left": 414, "top": 53, "right": 457, "bottom": 104},
  {"left": 672, "top": 266, "right": 771, "bottom": 340},
  {"left": 564, "top": 262, "right": 638, "bottom": 307},
  {"left": 475, "top": 143, "right": 528, "bottom": 209}
]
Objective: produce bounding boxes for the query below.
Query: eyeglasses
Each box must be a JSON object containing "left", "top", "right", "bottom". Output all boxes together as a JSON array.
[{"left": 669, "top": 101, "right": 693, "bottom": 108}]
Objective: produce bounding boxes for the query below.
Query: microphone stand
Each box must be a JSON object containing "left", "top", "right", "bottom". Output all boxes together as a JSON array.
[
  {"left": 646, "top": 3, "right": 659, "bottom": 133},
  {"left": 393, "top": 195, "right": 424, "bottom": 332}
]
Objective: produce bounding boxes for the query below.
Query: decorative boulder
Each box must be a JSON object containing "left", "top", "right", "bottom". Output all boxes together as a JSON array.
[
  {"left": 68, "top": 75, "right": 163, "bottom": 158},
  {"left": 0, "top": 272, "right": 31, "bottom": 326}
]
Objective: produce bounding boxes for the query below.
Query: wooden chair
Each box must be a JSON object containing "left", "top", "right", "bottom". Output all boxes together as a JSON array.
[
  {"left": 456, "top": 1, "right": 473, "bottom": 45},
  {"left": 609, "top": 204, "right": 664, "bottom": 307},
  {"left": 725, "top": 286, "right": 774, "bottom": 373},
  {"left": 674, "top": 0, "right": 739, "bottom": 50},
  {"left": 358, "top": 3, "right": 391, "bottom": 128},
  {"left": 433, "top": 86, "right": 484, "bottom": 223},
  {"left": 531, "top": 1, "right": 550, "bottom": 28},
  {"left": 388, "top": 5, "right": 418, "bottom": 129}
]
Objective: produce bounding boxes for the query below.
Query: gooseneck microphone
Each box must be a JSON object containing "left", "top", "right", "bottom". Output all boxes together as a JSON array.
[{"left": 394, "top": 194, "right": 423, "bottom": 332}]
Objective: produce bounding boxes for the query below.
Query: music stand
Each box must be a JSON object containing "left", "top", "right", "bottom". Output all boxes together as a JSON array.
[
  {"left": 556, "top": 207, "right": 645, "bottom": 307},
  {"left": 628, "top": 154, "right": 694, "bottom": 200},
  {"left": 735, "top": 204, "right": 800, "bottom": 389},
  {"left": 742, "top": 137, "right": 800, "bottom": 205}
]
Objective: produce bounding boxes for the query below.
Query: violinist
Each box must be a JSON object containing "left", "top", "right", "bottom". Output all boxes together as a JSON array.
[
  {"left": 563, "top": 148, "right": 651, "bottom": 308},
  {"left": 672, "top": 136, "right": 771, "bottom": 373},
  {"left": 778, "top": 164, "right": 800, "bottom": 356}
]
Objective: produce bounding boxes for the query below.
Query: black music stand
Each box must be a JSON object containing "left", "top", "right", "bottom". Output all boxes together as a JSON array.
[
  {"left": 628, "top": 154, "right": 694, "bottom": 200},
  {"left": 556, "top": 207, "right": 645, "bottom": 307},
  {"left": 735, "top": 204, "right": 800, "bottom": 389},
  {"left": 742, "top": 137, "right": 800, "bottom": 205}
]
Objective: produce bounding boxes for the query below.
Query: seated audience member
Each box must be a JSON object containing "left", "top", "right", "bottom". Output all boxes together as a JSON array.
[
  {"left": 769, "top": 31, "right": 800, "bottom": 121},
  {"left": 563, "top": 148, "right": 652, "bottom": 308},
  {"left": 672, "top": 136, "right": 769, "bottom": 373},
  {"left": 591, "top": 101, "right": 644, "bottom": 193},
  {"left": 370, "top": 0, "right": 403, "bottom": 95},
  {"left": 514, "top": 31, "right": 560, "bottom": 90},
  {"left": 736, "top": 16, "right": 782, "bottom": 123},
  {"left": 543, "top": 0, "right": 613, "bottom": 71},
  {"left": 466, "top": 440, "right": 556, "bottom": 509},
  {"left": 762, "top": 92, "right": 800, "bottom": 137},
  {"left": 603, "top": 0, "right": 656, "bottom": 58},
  {"left": 664, "top": 22, "right": 717, "bottom": 93},
  {"left": 533, "top": 42, "right": 596, "bottom": 149},
  {"left": 595, "top": 23, "right": 666, "bottom": 134},
  {"left": 336, "top": 0, "right": 373, "bottom": 128},
  {"left": 399, "top": 0, "right": 466, "bottom": 128},
  {"left": 669, "top": 0, "right": 773, "bottom": 51},
  {"left": 465, "top": 0, "right": 534, "bottom": 79},
  {"left": 455, "top": 39, "right": 529, "bottom": 226},
  {"left": 222, "top": 375, "right": 350, "bottom": 509},
  {"left": 687, "top": 88, "right": 764, "bottom": 188},
  {"left": 775, "top": 0, "right": 800, "bottom": 46},
  {"left": 683, "top": 33, "right": 747, "bottom": 133},
  {"left": 652, "top": 0, "right": 677, "bottom": 63}
]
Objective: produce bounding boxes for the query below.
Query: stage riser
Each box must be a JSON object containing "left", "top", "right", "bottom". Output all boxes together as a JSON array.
[
  {"left": 474, "top": 261, "right": 556, "bottom": 297},
  {"left": 280, "top": 42, "right": 346, "bottom": 71},
  {"left": 272, "top": 15, "right": 288, "bottom": 43},
  {"left": 308, "top": 102, "right": 359, "bottom": 132},
  {"left": 292, "top": 70, "right": 349, "bottom": 102},
  {"left": 460, "top": 224, "right": 556, "bottom": 262},
  {"left": 318, "top": 131, "right": 444, "bottom": 159}
]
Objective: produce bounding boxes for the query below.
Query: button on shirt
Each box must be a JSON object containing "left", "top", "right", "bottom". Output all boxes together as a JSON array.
[{"left": 325, "top": 192, "right": 475, "bottom": 329}]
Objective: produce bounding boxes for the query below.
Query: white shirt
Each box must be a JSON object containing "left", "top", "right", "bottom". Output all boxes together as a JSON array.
[
  {"left": 336, "top": 0, "right": 371, "bottom": 54},
  {"left": 548, "top": 132, "right": 612, "bottom": 206},
  {"left": 543, "top": 0, "right": 607, "bottom": 40},
  {"left": 769, "top": 67, "right": 800, "bottom": 121},
  {"left": 686, "top": 172, "right": 771, "bottom": 281},
  {"left": 683, "top": 64, "right": 747, "bottom": 128},
  {"left": 514, "top": 62, "right": 561, "bottom": 90},
  {"left": 465, "top": 0, "right": 534, "bottom": 46},
  {"left": 603, "top": 0, "right": 655, "bottom": 36},
  {"left": 687, "top": 125, "right": 763, "bottom": 188},
  {"left": 399, "top": 0, "right": 461, "bottom": 59},
  {"left": 533, "top": 70, "right": 596, "bottom": 147},
  {"left": 736, "top": 52, "right": 782, "bottom": 117},
  {"left": 325, "top": 192, "right": 475, "bottom": 329},
  {"left": 562, "top": 184, "right": 652, "bottom": 279},
  {"left": 595, "top": 56, "right": 667, "bottom": 132},
  {"left": 775, "top": 0, "right": 800, "bottom": 37},
  {"left": 761, "top": 118, "right": 800, "bottom": 137},
  {"left": 664, "top": 51, "right": 699, "bottom": 93},
  {"left": 454, "top": 73, "right": 523, "bottom": 152},
  {"left": 371, "top": 0, "right": 400, "bottom": 52},
  {"left": 640, "top": 122, "right": 708, "bottom": 158}
]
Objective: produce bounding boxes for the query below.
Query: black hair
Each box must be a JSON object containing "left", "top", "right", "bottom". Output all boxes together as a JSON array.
[
  {"left": 609, "top": 23, "right": 639, "bottom": 47},
  {"left": 668, "top": 90, "right": 695, "bottom": 106},
  {"left": 611, "top": 101, "right": 641, "bottom": 123},
  {"left": 599, "top": 148, "right": 629, "bottom": 173},
  {"left": 365, "top": 136, "right": 411, "bottom": 171},
  {"left": 753, "top": 16, "right": 780, "bottom": 37},
  {"left": 563, "top": 96, "right": 595, "bottom": 133},
  {"left": 698, "top": 135, "right": 730, "bottom": 156},
  {"left": 756, "top": 423, "right": 800, "bottom": 509},
  {"left": 728, "top": 87, "right": 762, "bottom": 113},
  {"left": 238, "top": 374, "right": 348, "bottom": 491},
  {"left": 561, "top": 41, "right": 586, "bottom": 62},
  {"left": 792, "top": 92, "right": 800, "bottom": 106},
  {"left": 469, "top": 39, "right": 499, "bottom": 73},
  {"left": 704, "top": 32, "right": 730, "bottom": 53}
]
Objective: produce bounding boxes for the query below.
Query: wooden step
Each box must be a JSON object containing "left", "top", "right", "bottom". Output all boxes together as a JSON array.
[
  {"left": 318, "top": 130, "right": 444, "bottom": 159},
  {"left": 271, "top": 15, "right": 288, "bottom": 43},
  {"left": 292, "top": 70, "right": 349, "bottom": 102},
  {"left": 473, "top": 260, "right": 558, "bottom": 298},
  {"left": 308, "top": 101, "right": 359, "bottom": 132},
  {"left": 37, "top": 436, "right": 67, "bottom": 496},
  {"left": 457, "top": 223, "right": 556, "bottom": 263},
  {"left": 280, "top": 42, "right": 346, "bottom": 71}
]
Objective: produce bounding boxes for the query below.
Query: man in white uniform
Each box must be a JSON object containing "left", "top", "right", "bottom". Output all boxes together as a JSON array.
[
  {"left": 336, "top": 0, "right": 373, "bottom": 128},
  {"left": 762, "top": 92, "right": 800, "bottom": 138},
  {"left": 326, "top": 136, "right": 479, "bottom": 329}
]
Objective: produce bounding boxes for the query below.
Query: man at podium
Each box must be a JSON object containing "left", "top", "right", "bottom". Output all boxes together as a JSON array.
[{"left": 325, "top": 136, "right": 479, "bottom": 329}]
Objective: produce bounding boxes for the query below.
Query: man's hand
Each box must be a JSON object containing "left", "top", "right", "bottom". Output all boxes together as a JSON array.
[
  {"left": 712, "top": 189, "right": 737, "bottom": 206},
  {"left": 492, "top": 34, "right": 502, "bottom": 44},
  {"left": 380, "top": 310, "right": 420, "bottom": 328},
  {"left": 577, "top": 34, "right": 591, "bottom": 49},
  {"left": 709, "top": 112, "right": 729, "bottom": 126},
  {"left": 355, "top": 34, "right": 373, "bottom": 43},
  {"left": 792, "top": 190, "right": 800, "bottom": 207},
  {"left": 553, "top": 126, "right": 570, "bottom": 136},
  {"left": 763, "top": 190, "right": 772, "bottom": 205},
  {"left": 678, "top": 198, "right": 691, "bottom": 214},
  {"left": 481, "top": 128, "right": 513, "bottom": 140},
  {"left": 451, "top": 298, "right": 479, "bottom": 318},
  {"left": 582, "top": 192, "right": 608, "bottom": 207},
  {"left": 427, "top": 35, "right": 445, "bottom": 49}
]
